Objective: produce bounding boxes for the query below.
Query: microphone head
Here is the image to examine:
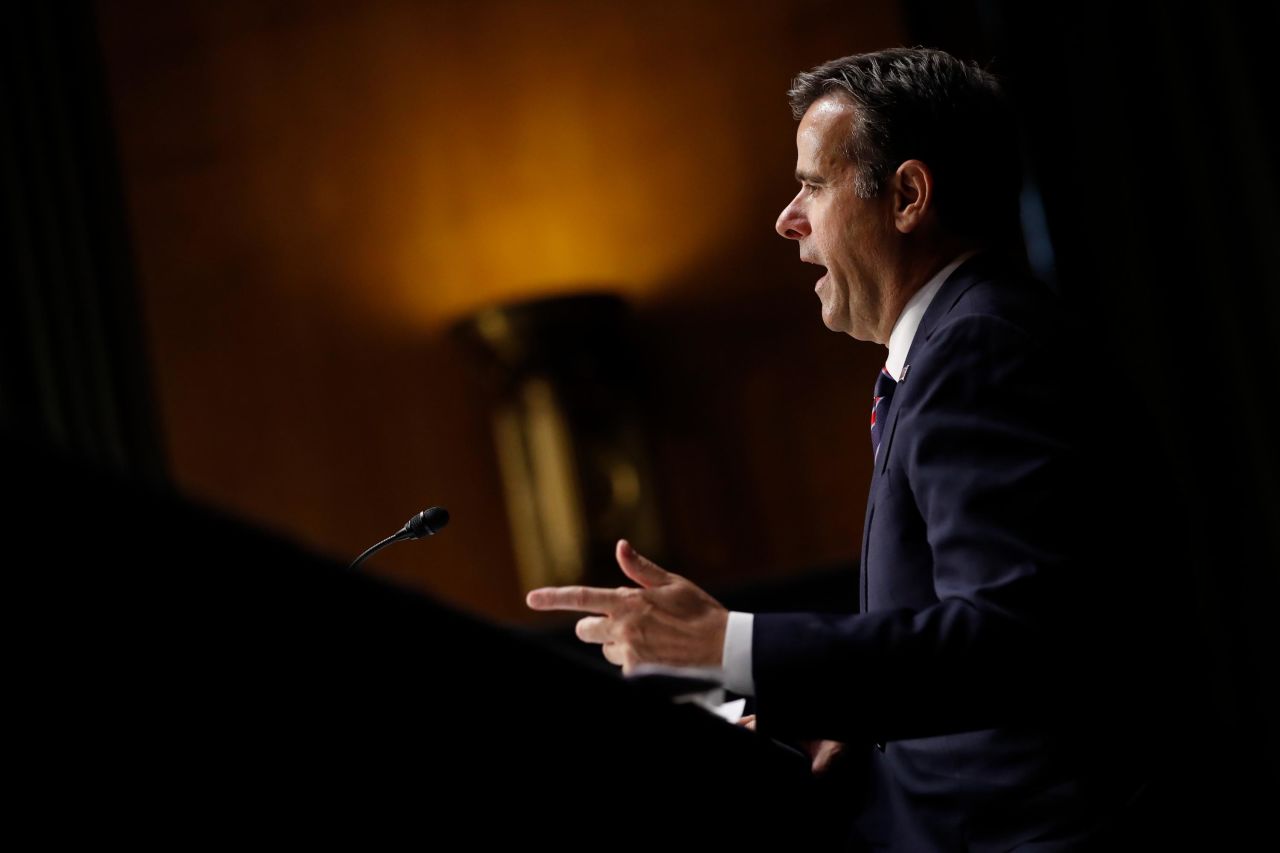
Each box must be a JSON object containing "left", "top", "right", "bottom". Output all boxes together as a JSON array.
[{"left": 404, "top": 506, "right": 449, "bottom": 538}]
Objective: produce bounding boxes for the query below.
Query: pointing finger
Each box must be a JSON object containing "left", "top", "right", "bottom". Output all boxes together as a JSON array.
[{"left": 526, "top": 585, "right": 623, "bottom": 614}]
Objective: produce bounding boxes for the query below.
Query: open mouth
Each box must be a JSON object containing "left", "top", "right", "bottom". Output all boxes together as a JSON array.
[{"left": 805, "top": 260, "right": 828, "bottom": 290}]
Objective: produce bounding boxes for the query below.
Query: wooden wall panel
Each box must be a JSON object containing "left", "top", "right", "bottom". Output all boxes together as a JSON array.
[{"left": 95, "top": 0, "right": 905, "bottom": 620}]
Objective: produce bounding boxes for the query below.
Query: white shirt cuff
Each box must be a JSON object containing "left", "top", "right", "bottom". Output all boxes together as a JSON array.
[{"left": 721, "top": 611, "right": 755, "bottom": 696}]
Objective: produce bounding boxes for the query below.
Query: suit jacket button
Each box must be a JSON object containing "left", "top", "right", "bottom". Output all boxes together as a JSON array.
[{"left": 874, "top": 740, "right": 885, "bottom": 752}]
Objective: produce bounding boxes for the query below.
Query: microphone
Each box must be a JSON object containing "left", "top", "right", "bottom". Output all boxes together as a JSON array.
[
  {"left": 404, "top": 506, "right": 450, "bottom": 538},
  {"left": 349, "top": 506, "right": 450, "bottom": 570}
]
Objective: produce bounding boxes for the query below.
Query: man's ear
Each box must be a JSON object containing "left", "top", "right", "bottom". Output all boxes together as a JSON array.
[{"left": 892, "top": 159, "right": 933, "bottom": 234}]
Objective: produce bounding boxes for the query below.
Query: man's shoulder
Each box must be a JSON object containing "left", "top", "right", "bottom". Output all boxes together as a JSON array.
[
  {"left": 903, "top": 258, "right": 1080, "bottom": 408},
  {"left": 943, "top": 257, "right": 1059, "bottom": 335}
]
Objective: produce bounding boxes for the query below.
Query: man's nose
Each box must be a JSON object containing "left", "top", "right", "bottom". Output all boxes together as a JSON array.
[{"left": 775, "top": 196, "right": 809, "bottom": 240}]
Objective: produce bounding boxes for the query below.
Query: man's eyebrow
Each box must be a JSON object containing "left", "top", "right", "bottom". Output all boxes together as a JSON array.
[{"left": 795, "top": 170, "right": 827, "bottom": 185}]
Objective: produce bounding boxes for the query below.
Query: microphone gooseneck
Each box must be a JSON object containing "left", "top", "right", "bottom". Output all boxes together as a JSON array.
[{"left": 349, "top": 506, "right": 450, "bottom": 570}]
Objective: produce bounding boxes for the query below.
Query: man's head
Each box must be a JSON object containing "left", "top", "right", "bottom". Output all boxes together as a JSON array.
[{"left": 774, "top": 47, "right": 1021, "bottom": 342}]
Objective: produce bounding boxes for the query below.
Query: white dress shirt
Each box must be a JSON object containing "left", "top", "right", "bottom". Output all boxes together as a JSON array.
[{"left": 719, "top": 249, "right": 981, "bottom": 696}]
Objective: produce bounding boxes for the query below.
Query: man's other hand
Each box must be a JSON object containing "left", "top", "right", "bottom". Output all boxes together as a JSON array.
[
  {"left": 525, "top": 539, "right": 729, "bottom": 675},
  {"left": 803, "top": 739, "right": 847, "bottom": 774},
  {"left": 738, "top": 714, "right": 847, "bottom": 775}
]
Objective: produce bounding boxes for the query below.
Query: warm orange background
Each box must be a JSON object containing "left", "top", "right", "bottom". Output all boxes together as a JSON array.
[{"left": 95, "top": 0, "right": 905, "bottom": 621}]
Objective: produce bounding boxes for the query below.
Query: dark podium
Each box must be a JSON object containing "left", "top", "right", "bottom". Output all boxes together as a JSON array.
[{"left": 11, "top": 438, "right": 853, "bottom": 848}]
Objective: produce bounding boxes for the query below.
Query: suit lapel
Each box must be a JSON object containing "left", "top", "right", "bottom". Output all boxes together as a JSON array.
[
  {"left": 875, "top": 250, "right": 997, "bottom": 476},
  {"left": 858, "top": 250, "right": 1002, "bottom": 611},
  {"left": 899, "top": 250, "right": 999, "bottom": 374}
]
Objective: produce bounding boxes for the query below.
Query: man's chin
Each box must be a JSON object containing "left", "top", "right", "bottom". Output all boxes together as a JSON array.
[
  {"left": 819, "top": 308, "right": 852, "bottom": 337},
  {"left": 826, "top": 315, "right": 873, "bottom": 342}
]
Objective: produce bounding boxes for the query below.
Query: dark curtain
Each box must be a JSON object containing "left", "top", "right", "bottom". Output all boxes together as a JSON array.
[
  {"left": 1, "top": 1, "right": 165, "bottom": 482},
  {"left": 906, "top": 0, "right": 1279, "bottom": 829}
]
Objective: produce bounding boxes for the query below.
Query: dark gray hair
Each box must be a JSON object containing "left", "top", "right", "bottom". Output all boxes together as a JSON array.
[{"left": 788, "top": 47, "right": 1022, "bottom": 248}]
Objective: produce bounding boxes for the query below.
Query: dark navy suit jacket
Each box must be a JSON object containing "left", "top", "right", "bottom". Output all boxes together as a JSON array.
[{"left": 752, "top": 251, "right": 1158, "bottom": 850}]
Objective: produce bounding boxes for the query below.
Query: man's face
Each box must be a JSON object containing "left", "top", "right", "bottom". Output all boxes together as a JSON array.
[{"left": 775, "top": 95, "right": 895, "bottom": 342}]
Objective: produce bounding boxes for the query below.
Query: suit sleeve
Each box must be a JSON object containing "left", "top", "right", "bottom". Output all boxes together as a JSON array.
[{"left": 752, "top": 312, "right": 1092, "bottom": 744}]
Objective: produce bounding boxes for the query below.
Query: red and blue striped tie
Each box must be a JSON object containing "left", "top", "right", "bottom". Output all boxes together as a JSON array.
[{"left": 870, "top": 364, "right": 897, "bottom": 460}]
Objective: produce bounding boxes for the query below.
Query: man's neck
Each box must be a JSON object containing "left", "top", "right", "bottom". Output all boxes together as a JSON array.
[
  {"left": 883, "top": 248, "right": 982, "bottom": 379},
  {"left": 876, "top": 238, "right": 980, "bottom": 344}
]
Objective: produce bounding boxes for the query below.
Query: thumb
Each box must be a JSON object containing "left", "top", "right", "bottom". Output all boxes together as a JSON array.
[{"left": 616, "top": 539, "right": 671, "bottom": 588}]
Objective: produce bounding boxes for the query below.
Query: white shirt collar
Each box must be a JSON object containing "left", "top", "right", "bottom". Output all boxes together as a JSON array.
[{"left": 884, "top": 249, "right": 981, "bottom": 381}]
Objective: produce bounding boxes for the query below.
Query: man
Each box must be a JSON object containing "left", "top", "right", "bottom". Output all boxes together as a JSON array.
[{"left": 528, "top": 47, "right": 1157, "bottom": 849}]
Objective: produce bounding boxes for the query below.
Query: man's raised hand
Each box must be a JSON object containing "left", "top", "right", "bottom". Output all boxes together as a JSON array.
[{"left": 525, "top": 539, "right": 729, "bottom": 675}]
